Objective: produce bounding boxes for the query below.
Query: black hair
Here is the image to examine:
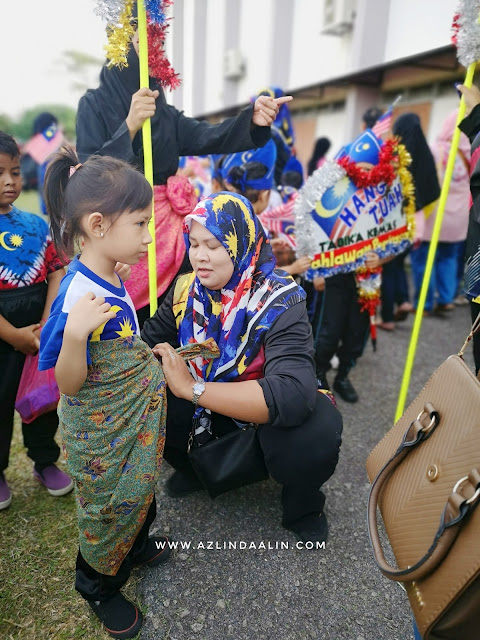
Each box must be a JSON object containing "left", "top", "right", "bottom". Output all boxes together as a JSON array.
[
  {"left": 44, "top": 146, "right": 152, "bottom": 261},
  {"left": 307, "top": 137, "right": 331, "bottom": 176},
  {"left": 281, "top": 171, "right": 303, "bottom": 190},
  {"left": 211, "top": 155, "right": 226, "bottom": 191},
  {"left": 227, "top": 162, "right": 268, "bottom": 204},
  {"left": 0, "top": 131, "right": 20, "bottom": 159},
  {"left": 362, "top": 107, "right": 383, "bottom": 129}
]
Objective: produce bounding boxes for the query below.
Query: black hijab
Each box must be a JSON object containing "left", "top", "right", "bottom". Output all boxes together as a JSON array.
[
  {"left": 393, "top": 113, "right": 440, "bottom": 211},
  {"left": 307, "top": 137, "right": 331, "bottom": 176},
  {"left": 93, "top": 47, "right": 166, "bottom": 156}
]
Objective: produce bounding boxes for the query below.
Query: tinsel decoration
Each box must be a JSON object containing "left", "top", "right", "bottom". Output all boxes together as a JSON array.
[
  {"left": 452, "top": 0, "right": 480, "bottom": 67},
  {"left": 148, "top": 22, "right": 181, "bottom": 89},
  {"left": 293, "top": 160, "right": 346, "bottom": 259},
  {"left": 145, "top": 0, "right": 169, "bottom": 24},
  {"left": 355, "top": 267, "right": 382, "bottom": 351},
  {"left": 95, "top": 0, "right": 181, "bottom": 89},
  {"left": 94, "top": 0, "right": 125, "bottom": 23},
  {"left": 337, "top": 139, "right": 397, "bottom": 188},
  {"left": 103, "top": 0, "right": 136, "bottom": 68}
]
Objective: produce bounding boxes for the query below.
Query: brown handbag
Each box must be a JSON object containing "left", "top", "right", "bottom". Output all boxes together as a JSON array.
[{"left": 366, "top": 317, "right": 480, "bottom": 640}]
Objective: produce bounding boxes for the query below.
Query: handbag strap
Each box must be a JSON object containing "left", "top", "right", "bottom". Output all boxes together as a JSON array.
[
  {"left": 458, "top": 311, "right": 480, "bottom": 357},
  {"left": 368, "top": 403, "right": 480, "bottom": 582}
]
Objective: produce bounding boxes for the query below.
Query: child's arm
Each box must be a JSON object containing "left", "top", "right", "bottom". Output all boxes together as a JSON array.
[
  {"left": 39, "top": 268, "right": 65, "bottom": 327},
  {"left": 0, "top": 315, "right": 40, "bottom": 354},
  {"left": 55, "top": 293, "right": 116, "bottom": 396}
]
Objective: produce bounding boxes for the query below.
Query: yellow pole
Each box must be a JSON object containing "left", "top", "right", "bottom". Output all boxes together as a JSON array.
[
  {"left": 394, "top": 62, "right": 476, "bottom": 421},
  {"left": 137, "top": 0, "right": 158, "bottom": 316}
]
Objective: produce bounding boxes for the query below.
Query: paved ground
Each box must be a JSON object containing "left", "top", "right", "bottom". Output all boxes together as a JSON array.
[{"left": 139, "top": 302, "right": 474, "bottom": 640}]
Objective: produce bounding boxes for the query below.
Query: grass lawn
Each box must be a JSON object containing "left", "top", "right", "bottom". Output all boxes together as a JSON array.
[
  {"left": 15, "top": 190, "right": 42, "bottom": 216},
  {"left": 0, "top": 421, "right": 143, "bottom": 639}
]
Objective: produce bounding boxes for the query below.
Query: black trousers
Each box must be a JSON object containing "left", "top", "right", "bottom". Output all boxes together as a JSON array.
[
  {"left": 314, "top": 273, "right": 370, "bottom": 375},
  {"left": 75, "top": 497, "right": 157, "bottom": 602},
  {"left": 0, "top": 349, "right": 59, "bottom": 473},
  {"left": 164, "top": 390, "right": 343, "bottom": 525}
]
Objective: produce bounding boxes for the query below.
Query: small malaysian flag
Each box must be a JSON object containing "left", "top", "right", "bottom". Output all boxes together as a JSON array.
[
  {"left": 23, "top": 124, "right": 64, "bottom": 164},
  {"left": 371, "top": 106, "right": 393, "bottom": 138}
]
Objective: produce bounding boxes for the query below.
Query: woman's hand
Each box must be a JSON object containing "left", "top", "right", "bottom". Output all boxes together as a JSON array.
[
  {"left": 10, "top": 325, "right": 41, "bottom": 354},
  {"left": 365, "top": 251, "right": 381, "bottom": 270},
  {"left": 65, "top": 292, "right": 117, "bottom": 341},
  {"left": 252, "top": 95, "right": 293, "bottom": 127},
  {"left": 457, "top": 84, "right": 480, "bottom": 116},
  {"left": 114, "top": 262, "right": 132, "bottom": 282},
  {"left": 152, "top": 342, "right": 195, "bottom": 400},
  {"left": 126, "top": 87, "right": 160, "bottom": 139}
]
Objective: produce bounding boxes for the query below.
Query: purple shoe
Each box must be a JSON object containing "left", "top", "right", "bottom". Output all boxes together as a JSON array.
[
  {"left": 33, "top": 464, "right": 74, "bottom": 497},
  {"left": 0, "top": 473, "right": 12, "bottom": 510}
]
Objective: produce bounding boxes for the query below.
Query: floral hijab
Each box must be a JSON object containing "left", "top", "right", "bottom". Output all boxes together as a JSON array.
[{"left": 177, "top": 192, "right": 305, "bottom": 383}]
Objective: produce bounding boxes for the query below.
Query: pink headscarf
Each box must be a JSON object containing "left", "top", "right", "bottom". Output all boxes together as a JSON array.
[{"left": 423, "top": 111, "right": 471, "bottom": 242}]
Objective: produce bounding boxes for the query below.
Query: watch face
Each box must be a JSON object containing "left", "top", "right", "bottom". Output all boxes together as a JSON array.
[{"left": 193, "top": 382, "right": 204, "bottom": 394}]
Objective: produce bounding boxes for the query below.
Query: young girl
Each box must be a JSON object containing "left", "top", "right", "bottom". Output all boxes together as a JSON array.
[{"left": 39, "top": 148, "right": 176, "bottom": 639}]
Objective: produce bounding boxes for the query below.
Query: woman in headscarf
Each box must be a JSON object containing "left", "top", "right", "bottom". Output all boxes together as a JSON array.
[
  {"left": 307, "top": 137, "right": 331, "bottom": 176},
  {"left": 379, "top": 113, "right": 441, "bottom": 328},
  {"left": 141, "top": 192, "right": 342, "bottom": 544},
  {"left": 76, "top": 25, "right": 290, "bottom": 327},
  {"left": 416, "top": 111, "right": 471, "bottom": 312}
]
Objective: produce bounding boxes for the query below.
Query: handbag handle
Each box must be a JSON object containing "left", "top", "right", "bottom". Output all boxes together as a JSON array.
[
  {"left": 368, "top": 403, "right": 480, "bottom": 582},
  {"left": 458, "top": 310, "right": 480, "bottom": 357}
]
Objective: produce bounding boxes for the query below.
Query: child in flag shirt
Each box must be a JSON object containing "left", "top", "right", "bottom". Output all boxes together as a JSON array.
[{"left": 0, "top": 131, "right": 72, "bottom": 510}]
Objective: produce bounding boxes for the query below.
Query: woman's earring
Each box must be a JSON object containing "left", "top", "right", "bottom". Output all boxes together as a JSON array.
[{"left": 100, "top": 232, "right": 104, "bottom": 237}]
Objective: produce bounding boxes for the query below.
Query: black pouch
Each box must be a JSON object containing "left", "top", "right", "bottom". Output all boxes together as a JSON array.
[{"left": 188, "top": 423, "right": 269, "bottom": 499}]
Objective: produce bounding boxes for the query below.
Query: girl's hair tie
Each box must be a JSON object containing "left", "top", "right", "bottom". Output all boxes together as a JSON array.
[{"left": 69, "top": 163, "right": 82, "bottom": 178}]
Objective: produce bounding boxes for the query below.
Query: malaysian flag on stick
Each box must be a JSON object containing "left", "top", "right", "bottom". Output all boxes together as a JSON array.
[{"left": 23, "top": 124, "right": 64, "bottom": 164}]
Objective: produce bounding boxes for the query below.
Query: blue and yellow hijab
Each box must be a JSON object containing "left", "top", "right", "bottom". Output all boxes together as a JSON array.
[{"left": 174, "top": 192, "right": 305, "bottom": 383}]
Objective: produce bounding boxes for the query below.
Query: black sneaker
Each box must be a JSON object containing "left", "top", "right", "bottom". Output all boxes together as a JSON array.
[
  {"left": 165, "top": 469, "right": 203, "bottom": 498},
  {"left": 333, "top": 375, "right": 358, "bottom": 403},
  {"left": 284, "top": 512, "right": 329, "bottom": 545},
  {"left": 132, "top": 536, "right": 173, "bottom": 568},
  {"left": 316, "top": 371, "right": 330, "bottom": 391},
  {"left": 88, "top": 592, "right": 143, "bottom": 639}
]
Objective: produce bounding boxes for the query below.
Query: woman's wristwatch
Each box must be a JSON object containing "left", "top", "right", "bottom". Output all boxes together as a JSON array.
[{"left": 192, "top": 381, "right": 206, "bottom": 405}]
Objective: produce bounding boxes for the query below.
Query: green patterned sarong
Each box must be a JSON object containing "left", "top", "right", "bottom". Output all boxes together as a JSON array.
[{"left": 58, "top": 335, "right": 218, "bottom": 575}]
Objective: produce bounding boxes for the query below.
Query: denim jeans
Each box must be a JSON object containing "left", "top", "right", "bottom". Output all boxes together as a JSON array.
[{"left": 410, "top": 241, "right": 460, "bottom": 311}]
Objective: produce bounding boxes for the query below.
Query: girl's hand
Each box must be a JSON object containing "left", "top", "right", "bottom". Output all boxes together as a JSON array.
[
  {"left": 153, "top": 342, "right": 195, "bottom": 400},
  {"left": 11, "top": 325, "right": 41, "bottom": 354},
  {"left": 289, "top": 255, "right": 311, "bottom": 275},
  {"left": 252, "top": 95, "right": 293, "bottom": 127},
  {"left": 65, "top": 292, "right": 117, "bottom": 341},
  {"left": 313, "top": 275, "right": 325, "bottom": 292},
  {"left": 126, "top": 87, "right": 160, "bottom": 138},
  {"left": 114, "top": 262, "right": 132, "bottom": 282},
  {"left": 457, "top": 84, "right": 480, "bottom": 116},
  {"left": 365, "top": 251, "right": 381, "bottom": 270}
]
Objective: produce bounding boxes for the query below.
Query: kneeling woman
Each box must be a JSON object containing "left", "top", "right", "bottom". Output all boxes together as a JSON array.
[{"left": 142, "top": 193, "right": 342, "bottom": 542}]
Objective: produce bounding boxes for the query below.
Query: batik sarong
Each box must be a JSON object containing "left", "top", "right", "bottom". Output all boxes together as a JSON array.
[{"left": 58, "top": 335, "right": 218, "bottom": 575}]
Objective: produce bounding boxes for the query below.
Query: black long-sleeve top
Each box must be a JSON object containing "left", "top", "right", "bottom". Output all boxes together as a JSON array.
[
  {"left": 76, "top": 99, "right": 270, "bottom": 185},
  {"left": 141, "top": 285, "right": 317, "bottom": 428}
]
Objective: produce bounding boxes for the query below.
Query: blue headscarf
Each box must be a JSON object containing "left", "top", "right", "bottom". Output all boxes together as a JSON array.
[
  {"left": 221, "top": 139, "right": 277, "bottom": 192},
  {"left": 175, "top": 192, "right": 305, "bottom": 383}
]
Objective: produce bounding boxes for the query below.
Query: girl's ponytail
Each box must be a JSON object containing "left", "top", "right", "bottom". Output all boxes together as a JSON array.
[{"left": 44, "top": 146, "right": 79, "bottom": 261}]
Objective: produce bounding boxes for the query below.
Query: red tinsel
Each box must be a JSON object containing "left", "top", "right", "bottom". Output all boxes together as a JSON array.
[
  {"left": 452, "top": 12, "right": 460, "bottom": 45},
  {"left": 337, "top": 139, "right": 398, "bottom": 188},
  {"left": 147, "top": 22, "right": 181, "bottom": 90}
]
